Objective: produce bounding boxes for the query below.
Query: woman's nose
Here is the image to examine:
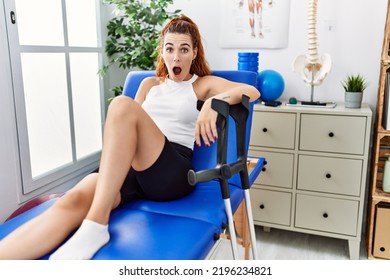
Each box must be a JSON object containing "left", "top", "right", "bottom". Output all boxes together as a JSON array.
[{"left": 173, "top": 51, "right": 180, "bottom": 62}]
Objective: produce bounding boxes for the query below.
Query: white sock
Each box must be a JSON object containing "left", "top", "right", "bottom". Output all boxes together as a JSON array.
[{"left": 49, "top": 219, "right": 110, "bottom": 260}]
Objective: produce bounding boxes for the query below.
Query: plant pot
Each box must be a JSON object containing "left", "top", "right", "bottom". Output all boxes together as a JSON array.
[{"left": 344, "top": 91, "right": 363, "bottom": 108}]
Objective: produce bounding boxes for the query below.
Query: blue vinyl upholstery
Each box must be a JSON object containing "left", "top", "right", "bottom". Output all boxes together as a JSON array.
[{"left": 0, "top": 70, "right": 265, "bottom": 260}]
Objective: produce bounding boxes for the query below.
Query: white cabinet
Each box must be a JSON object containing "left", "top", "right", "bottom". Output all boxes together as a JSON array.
[{"left": 249, "top": 102, "right": 372, "bottom": 259}]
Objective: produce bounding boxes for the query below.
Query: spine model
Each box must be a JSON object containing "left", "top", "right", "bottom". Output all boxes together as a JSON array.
[{"left": 292, "top": 0, "right": 332, "bottom": 93}]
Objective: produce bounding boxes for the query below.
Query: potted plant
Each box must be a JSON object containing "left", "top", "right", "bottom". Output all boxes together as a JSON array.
[
  {"left": 99, "top": 0, "right": 181, "bottom": 98},
  {"left": 341, "top": 74, "right": 368, "bottom": 108}
]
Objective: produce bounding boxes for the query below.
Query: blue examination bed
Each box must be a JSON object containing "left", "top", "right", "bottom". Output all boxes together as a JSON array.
[{"left": 0, "top": 70, "right": 265, "bottom": 260}]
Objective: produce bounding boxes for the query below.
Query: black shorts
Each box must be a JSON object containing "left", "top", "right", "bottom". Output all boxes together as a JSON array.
[{"left": 118, "top": 138, "right": 195, "bottom": 206}]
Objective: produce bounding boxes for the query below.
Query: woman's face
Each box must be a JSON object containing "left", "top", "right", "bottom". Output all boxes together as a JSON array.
[{"left": 162, "top": 32, "right": 197, "bottom": 82}]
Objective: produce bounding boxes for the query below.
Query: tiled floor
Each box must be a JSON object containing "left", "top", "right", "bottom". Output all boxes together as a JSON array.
[{"left": 210, "top": 226, "right": 368, "bottom": 260}]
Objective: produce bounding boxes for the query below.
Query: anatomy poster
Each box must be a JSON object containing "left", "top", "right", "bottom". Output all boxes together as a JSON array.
[{"left": 220, "top": 0, "right": 291, "bottom": 48}]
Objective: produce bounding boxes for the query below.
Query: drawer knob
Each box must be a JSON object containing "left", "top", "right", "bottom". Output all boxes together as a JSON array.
[
  {"left": 326, "top": 173, "right": 332, "bottom": 179},
  {"left": 262, "top": 128, "right": 268, "bottom": 133},
  {"left": 328, "top": 132, "right": 334, "bottom": 137},
  {"left": 259, "top": 204, "right": 265, "bottom": 209},
  {"left": 323, "top": 213, "right": 329, "bottom": 218},
  {"left": 262, "top": 167, "right": 267, "bottom": 172}
]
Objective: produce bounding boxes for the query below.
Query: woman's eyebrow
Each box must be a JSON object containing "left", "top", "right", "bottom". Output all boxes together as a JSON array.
[{"left": 164, "top": 42, "right": 191, "bottom": 47}]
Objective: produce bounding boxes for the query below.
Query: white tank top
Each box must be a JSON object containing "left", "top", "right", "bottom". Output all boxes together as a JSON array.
[{"left": 142, "top": 74, "right": 199, "bottom": 150}]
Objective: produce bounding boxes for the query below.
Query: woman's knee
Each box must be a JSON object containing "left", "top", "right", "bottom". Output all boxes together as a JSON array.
[
  {"left": 108, "top": 96, "right": 140, "bottom": 120},
  {"left": 55, "top": 174, "right": 97, "bottom": 211}
]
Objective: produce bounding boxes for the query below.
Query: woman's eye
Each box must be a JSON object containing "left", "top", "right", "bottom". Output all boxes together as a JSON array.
[
  {"left": 181, "top": 48, "right": 189, "bottom": 53},
  {"left": 165, "top": 47, "right": 173, "bottom": 53}
]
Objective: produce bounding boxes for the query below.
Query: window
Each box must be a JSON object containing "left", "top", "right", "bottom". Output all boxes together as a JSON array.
[{"left": 5, "top": 0, "right": 104, "bottom": 194}]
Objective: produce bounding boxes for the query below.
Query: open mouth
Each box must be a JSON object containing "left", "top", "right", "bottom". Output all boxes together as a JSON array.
[{"left": 173, "top": 67, "right": 182, "bottom": 76}]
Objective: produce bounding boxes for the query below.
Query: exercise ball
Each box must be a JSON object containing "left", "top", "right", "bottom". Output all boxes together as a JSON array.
[{"left": 257, "top": 70, "right": 285, "bottom": 101}]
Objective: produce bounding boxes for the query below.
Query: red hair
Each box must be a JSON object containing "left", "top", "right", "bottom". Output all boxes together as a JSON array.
[{"left": 156, "top": 15, "right": 211, "bottom": 77}]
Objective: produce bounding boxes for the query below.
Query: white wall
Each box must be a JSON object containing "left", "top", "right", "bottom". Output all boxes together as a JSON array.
[{"left": 165, "top": 0, "right": 387, "bottom": 112}]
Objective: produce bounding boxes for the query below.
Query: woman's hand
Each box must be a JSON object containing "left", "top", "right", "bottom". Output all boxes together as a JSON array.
[{"left": 195, "top": 98, "right": 218, "bottom": 147}]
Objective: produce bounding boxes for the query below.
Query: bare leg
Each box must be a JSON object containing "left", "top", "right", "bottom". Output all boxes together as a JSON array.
[
  {"left": 1, "top": 96, "right": 165, "bottom": 260},
  {"left": 0, "top": 174, "right": 98, "bottom": 260},
  {"left": 49, "top": 96, "right": 166, "bottom": 259},
  {"left": 87, "top": 96, "right": 166, "bottom": 224}
]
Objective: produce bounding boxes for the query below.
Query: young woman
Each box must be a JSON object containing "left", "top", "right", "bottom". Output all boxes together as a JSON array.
[{"left": 0, "top": 15, "right": 260, "bottom": 260}]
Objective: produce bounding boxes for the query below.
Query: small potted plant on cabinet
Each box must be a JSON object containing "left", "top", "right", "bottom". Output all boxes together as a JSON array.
[{"left": 341, "top": 74, "right": 368, "bottom": 108}]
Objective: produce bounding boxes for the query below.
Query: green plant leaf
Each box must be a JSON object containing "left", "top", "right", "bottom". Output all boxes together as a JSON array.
[
  {"left": 100, "top": 0, "right": 181, "bottom": 102},
  {"left": 341, "top": 74, "right": 368, "bottom": 92}
]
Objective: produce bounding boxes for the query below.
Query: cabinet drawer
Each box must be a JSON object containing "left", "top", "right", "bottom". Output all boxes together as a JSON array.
[
  {"left": 299, "top": 114, "right": 366, "bottom": 155},
  {"left": 250, "top": 189, "right": 291, "bottom": 226},
  {"left": 295, "top": 194, "right": 359, "bottom": 236},
  {"left": 249, "top": 150, "right": 294, "bottom": 189},
  {"left": 297, "top": 155, "right": 363, "bottom": 196},
  {"left": 250, "top": 112, "right": 296, "bottom": 149}
]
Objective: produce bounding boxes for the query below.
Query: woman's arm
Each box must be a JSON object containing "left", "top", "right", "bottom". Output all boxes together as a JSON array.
[
  {"left": 196, "top": 75, "right": 260, "bottom": 104},
  {"left": 194, "top": 75, "right": 261, "bottom": 147}
]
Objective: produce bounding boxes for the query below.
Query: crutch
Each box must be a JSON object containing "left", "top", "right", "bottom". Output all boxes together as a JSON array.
[
  {"left": 188, "top": 96, "right": 258, "bottom": 260},
  {"left": 228, "top": 97, "right": 259, "bottom": 260}
]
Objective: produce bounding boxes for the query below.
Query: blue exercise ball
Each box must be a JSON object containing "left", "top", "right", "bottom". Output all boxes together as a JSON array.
[{"left": 257, "top": 70, "right": 285, "bottom": 101}]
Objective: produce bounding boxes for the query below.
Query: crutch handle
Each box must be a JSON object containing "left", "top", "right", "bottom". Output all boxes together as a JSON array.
[{"left": 188, "top": 164, "right": 232, "bottom": 186}]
